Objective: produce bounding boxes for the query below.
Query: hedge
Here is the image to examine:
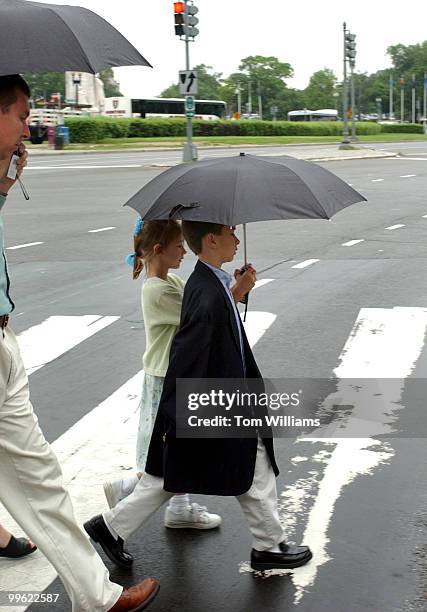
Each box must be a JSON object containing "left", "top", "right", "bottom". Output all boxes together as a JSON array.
[
  {"left": 66, "top": 117, "right": 427, "bottom": 143},
  {"left": 380, "top": 122, "right": 423, "bottom": 134}
]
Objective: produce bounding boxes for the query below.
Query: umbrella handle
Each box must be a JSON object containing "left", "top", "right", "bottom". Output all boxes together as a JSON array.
[{"left": 243, "top": 223, "right": 247, "bottom": 266}]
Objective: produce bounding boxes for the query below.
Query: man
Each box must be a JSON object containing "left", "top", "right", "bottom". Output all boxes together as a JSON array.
[
  {"left": 85, "top": 222, "right": 312, "bottom": 573},
  {"left": 0, "top": 74, "right": 159, "bottom": 611}
]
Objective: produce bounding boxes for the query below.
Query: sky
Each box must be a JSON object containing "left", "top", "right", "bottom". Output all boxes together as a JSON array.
[{"left": 44, "top": 0, "right": 427, "bottom": 98}]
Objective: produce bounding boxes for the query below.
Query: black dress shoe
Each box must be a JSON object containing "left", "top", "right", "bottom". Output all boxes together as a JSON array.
[
  {"left": 251, "top": 541, "right": 312, "bottom": 571},
  {"left": 84, "top": 514, "right": 133, "bottom": 569}
]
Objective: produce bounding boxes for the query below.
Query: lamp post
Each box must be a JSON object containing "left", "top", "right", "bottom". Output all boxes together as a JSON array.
[
  {"left": 375, "top": 97, "right": 382, "bottom": 121},
  {"left": 72, "top": 73, "right": 81, "bottom": 109}
]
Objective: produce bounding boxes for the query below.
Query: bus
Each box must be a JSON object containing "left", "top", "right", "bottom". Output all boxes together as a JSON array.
[
  {"left": 104, "top": 97, "right": 227, "bottom": 120},
  {"left": 287, "top": 109, "right": 338, "bottom": 121}
]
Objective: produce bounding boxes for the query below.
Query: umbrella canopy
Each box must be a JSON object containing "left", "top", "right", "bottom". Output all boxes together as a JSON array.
[
  {"left": 124, "top": 153, "right": 367, "bottom": 225},
  {"left": 0, "top": 0, "right": 152, "bottom": 75}
]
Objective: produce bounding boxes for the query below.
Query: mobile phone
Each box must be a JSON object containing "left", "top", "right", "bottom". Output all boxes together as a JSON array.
[
  {"left": 7, "top": 149, "right": 29, "bottom": 200},
  {"left": 6, "top": 153, "right": 19, "bottom": 180}
]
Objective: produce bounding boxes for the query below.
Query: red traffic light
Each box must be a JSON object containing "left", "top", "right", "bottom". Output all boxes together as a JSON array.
[{"left": 174, "top": 2, "right": 185, "bottom": 13}]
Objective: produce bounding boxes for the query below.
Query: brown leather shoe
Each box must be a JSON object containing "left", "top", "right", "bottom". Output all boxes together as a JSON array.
[{"left": 109, "top": 578, "right": 160, "bottom": 612}]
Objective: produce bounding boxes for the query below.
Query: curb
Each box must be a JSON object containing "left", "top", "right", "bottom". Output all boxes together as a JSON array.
[{"left": 27, "top": 142, "right": 402, "bottom": 158}]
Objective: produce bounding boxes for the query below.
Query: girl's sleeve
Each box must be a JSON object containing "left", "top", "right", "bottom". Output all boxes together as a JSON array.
[{"left": 156, "top": 284, "right": 183, "bottom": 326}]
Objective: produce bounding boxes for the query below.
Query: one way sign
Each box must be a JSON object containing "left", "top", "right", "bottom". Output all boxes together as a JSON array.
[{"left": 179, "top": 70, "right": 198, "bottom": 95}]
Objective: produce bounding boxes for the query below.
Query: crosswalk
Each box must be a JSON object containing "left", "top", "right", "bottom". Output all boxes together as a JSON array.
[{"left": 1, "top": 290, "right": 427, "bottom": 610}]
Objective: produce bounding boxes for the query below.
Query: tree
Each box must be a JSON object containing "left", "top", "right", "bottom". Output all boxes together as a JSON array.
[
  {"left": 387, "top": 41, "right": 427, "bottom": 119},
  {"left": 302, "top": 68, "right": 337, "bottom": 109},
  {"left": 98, "top": 69, "right": 122, "bottom": 97},
  {"left": 159, "top": 64, "right": 223, "bottom": 99},
  {"left": 220, "top": 56, "right": 294, "bottom": 119},
  {"left": 23, "top": 72, "right": 65, "bottom": 104}
]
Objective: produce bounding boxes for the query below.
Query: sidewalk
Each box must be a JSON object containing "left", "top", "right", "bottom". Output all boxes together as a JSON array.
[{"left": 27, "top": 142, "right": 399, "bottom": 163}]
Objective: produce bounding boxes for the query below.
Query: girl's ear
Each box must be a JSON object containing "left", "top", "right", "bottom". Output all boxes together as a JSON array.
[{"left": 153, "top": 243, "right": 163, "bottom": 255}]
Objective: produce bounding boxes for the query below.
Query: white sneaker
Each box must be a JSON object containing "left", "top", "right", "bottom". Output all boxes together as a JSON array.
[
  {"left": 164, "top": 503, "right": 222, "bottom": 530},
  {"left": 103, "top": 479, "right": 127, "bottom": 509}
]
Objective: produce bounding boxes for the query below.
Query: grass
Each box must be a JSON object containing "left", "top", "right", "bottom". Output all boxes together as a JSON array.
[{"left": 27, "top": 133, "right": 427, "bottom": 152}]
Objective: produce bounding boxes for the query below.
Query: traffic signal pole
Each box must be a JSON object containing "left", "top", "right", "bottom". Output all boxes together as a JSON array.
[
  {"left": 183, "top": 0, "right": 197, "bottom": 161},
  {"left": 340, "top": 23, "right": 351, "bottom": 147}
]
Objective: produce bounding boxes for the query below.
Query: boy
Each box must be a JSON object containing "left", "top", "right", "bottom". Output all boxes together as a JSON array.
[{"left": 85, "top": 222, "right": 312, "bottom": 571}]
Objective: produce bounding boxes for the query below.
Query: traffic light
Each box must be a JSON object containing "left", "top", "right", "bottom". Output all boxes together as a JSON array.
[
  {"left": 173, "top": 2, "right": 199, "bottom": 38},
  {"left": 345, "top": 32, "right": 356, "bottom": 68},
  {"left": 187, "top": 3, "right": 199, "bottom": 37},
  {"left": 174, "top": 2, "right": 185, "bottom": 36}
]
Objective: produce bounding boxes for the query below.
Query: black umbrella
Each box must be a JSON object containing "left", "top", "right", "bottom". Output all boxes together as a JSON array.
[
  {"left": 0, "top": 0, "right": 152, "bottom": 75},
  {"left": 125, "top": 152, "right": 366, "bottom": 237},
  {"left": 125, "top": 153, "right": 367, "bottom": 318}
]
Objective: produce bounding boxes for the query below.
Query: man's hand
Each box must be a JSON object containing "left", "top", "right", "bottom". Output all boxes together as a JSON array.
[
  {"left": 0, "top": 143, "right": 28, "bottom": 195},
  {"left": 231, "top": 264, "right": 257, "bottom": 304}
]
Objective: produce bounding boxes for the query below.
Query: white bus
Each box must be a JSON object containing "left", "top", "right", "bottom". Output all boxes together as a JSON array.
[
  {"left": 104, "top": 97, "right": 226, "bottom": 120},
  {"left": 287, "top": 109, "right": 338, "bottom": 121}
]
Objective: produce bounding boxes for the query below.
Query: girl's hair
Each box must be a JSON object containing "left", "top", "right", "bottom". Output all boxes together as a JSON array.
[{"left": 132, "top": 219, "right": 182, "bottom": 280}]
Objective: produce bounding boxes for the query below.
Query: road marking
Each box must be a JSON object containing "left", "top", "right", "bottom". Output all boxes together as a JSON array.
[
  {"left": 254, "top": 279, "right": 274, "bottom": 290},
  {"left": 341, "top": 239, "right": 364, "bottom": 247},
  {"left": 281, "top": 307, "right": 427, "bottom": 604},
  {"left": 88, "top": 227, "right": 116, "bottom": 233},
  {"left": 242, "top": 311, "right": 277, "bottom": 347},
  {"left": 391, "top": 157, "right": 427, "bottom": 161},
  {"left": 0, "top": 310, "right": 276, "bottom": 602},
  {"left": 26, "top": 164, "right": 142, "bottom": 171},
  {"left": 18, "top": 315, "right": 119, "bottom": 375},
  {"left": 399, "top": 174, "right": 416, "bottom": 178},
  {"left": 292, "top": 259, "right": 319, "bottom": 269},
  {"left": 371, "top": 178, "right": 384, "bottom": 182},
  {"left": 422, "top": 215, "right": 427, "bottom": 219},
  {"left": 385, "top": 224, "right": 405, "bottom": 230},
  {"left": 6, "top": 242, "right": 44, "bottom": 250}
]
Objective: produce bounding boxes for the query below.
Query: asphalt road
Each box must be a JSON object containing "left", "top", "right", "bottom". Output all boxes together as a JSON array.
[{"left": 1, "top": 148, "right": 427, "bottom": 612}]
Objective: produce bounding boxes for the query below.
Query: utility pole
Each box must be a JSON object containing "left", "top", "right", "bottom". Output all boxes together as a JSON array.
[
  {"left": 248, "top": 79, "right": 252, "bottom": 116},
  {"left": 400, "top": 76, "right": 405, "bottom": 124},
  {"left": 350, "top": 64, "right": 357, "bottom": 141},
  {"left": 411, "top": 74, "right": 416, "bottom": 124},
  {"left": 174, "top": 1, "right": 199, "bottom": 162},
  {"left": 236, "top": 82, "right": 242, "bottom": 116},
  {"left": 257, "top": 82, "right": 263, "bottom": 119},
  {"left": 424, "top": 72, "right": 427, "bottom": 133},
  {"left": 389, "top": 73, "right": 394, "bottom": 120}
]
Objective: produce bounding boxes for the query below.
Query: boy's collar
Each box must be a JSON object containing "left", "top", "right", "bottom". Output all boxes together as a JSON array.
[{"left": 199, "top": 260, "right": 232, "bottom": 286}]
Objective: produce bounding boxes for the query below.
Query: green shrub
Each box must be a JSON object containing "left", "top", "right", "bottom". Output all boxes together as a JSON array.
[
  {"left": 380, "top": 122, "right": 423, "bottom": 134},
  {"left": 63, "top": 117, "right": 402, "bottom": 143},
  {"left": 128, "top": 118, "right": 186, "bottom": 138},
  {"left": 64, "top": 118, "right": 100, "bottom": 143}
]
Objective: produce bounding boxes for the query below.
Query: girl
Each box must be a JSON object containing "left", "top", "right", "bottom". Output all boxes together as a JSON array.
[{"left": 103, "top": 218, "right": 255, "bottom": 529}]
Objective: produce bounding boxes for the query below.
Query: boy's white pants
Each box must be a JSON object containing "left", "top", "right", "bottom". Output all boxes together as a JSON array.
[
  {"left": 0, "top": 326, "right": 122, "bottom": 612},
  {"left": 105, "top": 437, "right": 285, "bottom": 551}
]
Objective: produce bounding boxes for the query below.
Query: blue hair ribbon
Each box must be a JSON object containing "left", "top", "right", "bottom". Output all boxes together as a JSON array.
[
  {"left": 126, "top": 253, "right": 136, "bottom": 266},
  {"left": 134, "top": 216, "right": 144, "bottom": 236}
]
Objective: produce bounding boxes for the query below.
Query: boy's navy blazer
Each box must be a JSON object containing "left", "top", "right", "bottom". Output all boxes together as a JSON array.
[{"left": 145, "top": 259, "right": 279, "bottom": 496}]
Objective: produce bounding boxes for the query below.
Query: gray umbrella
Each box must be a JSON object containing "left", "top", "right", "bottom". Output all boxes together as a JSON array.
[
  {"left": 0, "top": 0, "right": 152, "bottom": 75},
  {"left": 124, "top": 153, "right": 367, "bottom": 230}
]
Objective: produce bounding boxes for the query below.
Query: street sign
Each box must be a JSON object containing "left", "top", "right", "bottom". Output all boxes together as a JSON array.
[
  {"left": 185, "top": 95, "right": 195, "bottom": 118},
  {"left": 179, "top": 70, "right": 198, "bottom": 95}
]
